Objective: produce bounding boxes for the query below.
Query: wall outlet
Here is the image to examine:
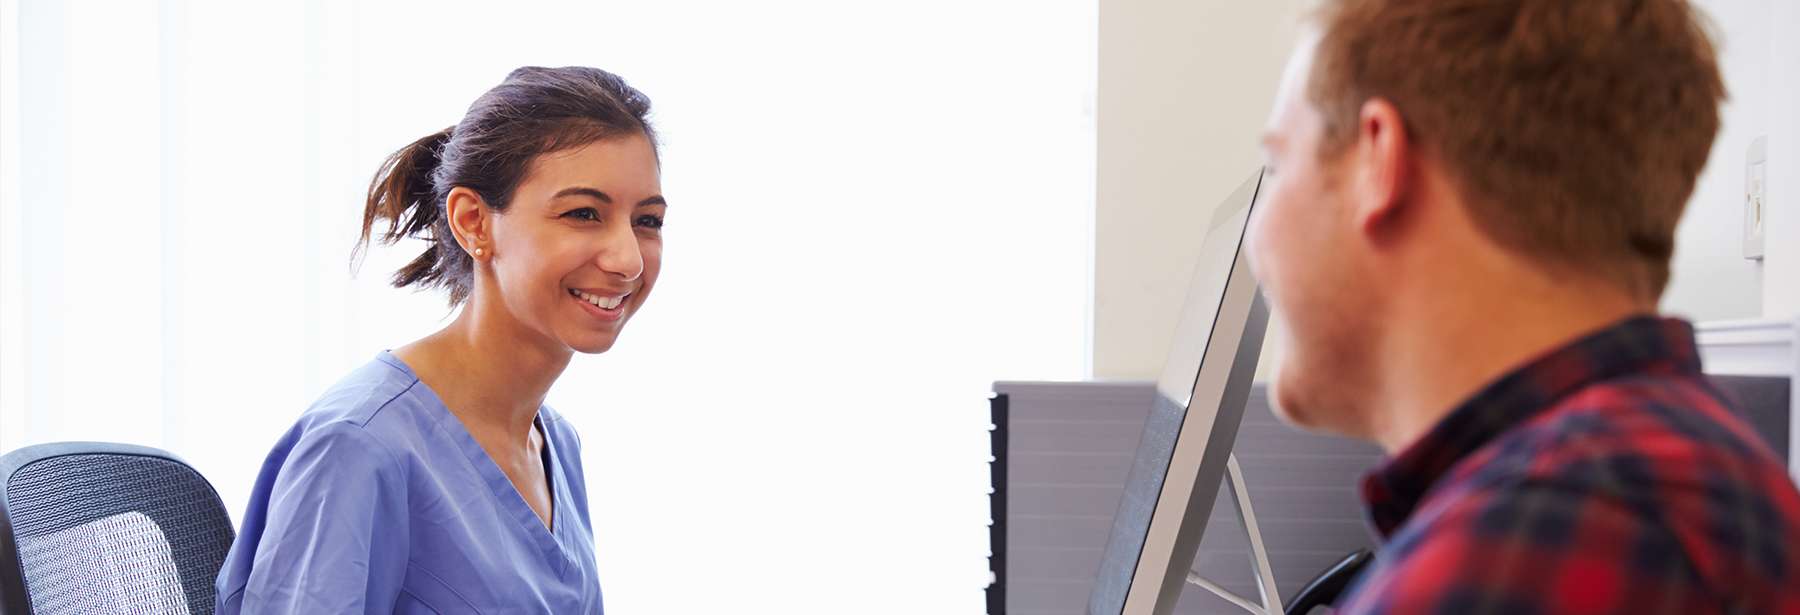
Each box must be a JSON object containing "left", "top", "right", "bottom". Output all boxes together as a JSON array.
[{"left": 1747, "top": 136, "right": 1768, "bottom": 260}]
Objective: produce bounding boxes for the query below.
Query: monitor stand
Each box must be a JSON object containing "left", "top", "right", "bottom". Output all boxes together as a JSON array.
[{"left": 1184, "top": 454, "right": 1285, "bottom": 615}]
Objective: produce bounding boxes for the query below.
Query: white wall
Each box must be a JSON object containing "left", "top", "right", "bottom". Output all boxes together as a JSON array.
[
  {"left": 1662, "top": 0, "right": 1774, "bottom": 322},
  {"left": 0, "top": 1, "right": 1097, "bottom": 613},
  {"left": 1659, "top": 0, "right": 1800, "bottom": 323},
  {"left": 1761, "top": 0, "right": 1800, "bottom": 319},
  {"left": 1093, "top": 0, "right": 1304, "bottom": 379}
]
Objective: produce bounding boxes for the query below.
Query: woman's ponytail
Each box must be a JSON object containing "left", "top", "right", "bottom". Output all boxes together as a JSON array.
[{"left": 355, "top": 126, "right": 459, "bottom": 297}]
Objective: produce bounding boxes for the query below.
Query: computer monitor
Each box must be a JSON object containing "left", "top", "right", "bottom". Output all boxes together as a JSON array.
[{"left": 1087, "top": 169, "right": 1271, "bottom": 615}]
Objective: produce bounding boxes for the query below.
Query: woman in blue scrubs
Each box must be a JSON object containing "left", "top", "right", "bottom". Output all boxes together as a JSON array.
[{"left": 215, "top": 66, "right": 662, "bottom": 614}]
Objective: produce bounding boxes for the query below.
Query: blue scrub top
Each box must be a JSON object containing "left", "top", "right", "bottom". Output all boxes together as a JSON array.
[{"left": 216, "top": 352, "right": 603, "bottom": 614}]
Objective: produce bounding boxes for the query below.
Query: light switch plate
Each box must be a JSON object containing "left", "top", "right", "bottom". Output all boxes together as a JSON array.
[{"left": 1747, "top": 136, "right": 1768, "bottom": 260}]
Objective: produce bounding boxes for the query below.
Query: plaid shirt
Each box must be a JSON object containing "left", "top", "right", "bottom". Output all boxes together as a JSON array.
[{"left": 1337, "top": 316, "right": 1800, "bottom": 615}]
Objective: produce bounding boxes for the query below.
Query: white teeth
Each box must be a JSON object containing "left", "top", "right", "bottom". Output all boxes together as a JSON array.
[{"left": 571, "top": 289, "right": 624, "bottom": 310}]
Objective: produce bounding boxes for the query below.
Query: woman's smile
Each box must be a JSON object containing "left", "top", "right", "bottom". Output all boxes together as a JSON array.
[{"left": 568, "top": 287, "right": 629, "bottom": 322}]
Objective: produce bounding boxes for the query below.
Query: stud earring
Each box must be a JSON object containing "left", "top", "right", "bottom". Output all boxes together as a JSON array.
[{"left": 474, "top": 248, "right": 484, "bottom": 258}]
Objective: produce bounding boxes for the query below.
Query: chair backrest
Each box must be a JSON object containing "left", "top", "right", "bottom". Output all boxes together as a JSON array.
[{"left": 0, "top": 442, "right": 235, "bottom": 615}]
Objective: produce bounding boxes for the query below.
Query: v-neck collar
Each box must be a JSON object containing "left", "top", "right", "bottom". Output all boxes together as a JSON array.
[{"left": 377, "top": 351, "right": 574, "bottom": 579}]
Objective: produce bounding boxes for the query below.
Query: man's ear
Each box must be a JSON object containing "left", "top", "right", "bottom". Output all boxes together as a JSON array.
[
  {"left": 1349, "top": 98, "right": 1415, "bottom": 242},
  {"left": 446, "top": 186, "right": 493, "bottom": 261}
]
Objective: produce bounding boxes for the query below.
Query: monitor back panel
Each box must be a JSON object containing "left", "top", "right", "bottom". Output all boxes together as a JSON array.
[{"left": 1089, "top": 171, "right": 1268, "bottom": 615}]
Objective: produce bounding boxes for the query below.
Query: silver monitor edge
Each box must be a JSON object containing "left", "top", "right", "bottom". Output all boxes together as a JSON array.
[{"left": 1088, "top": 169, "right": 1272, "bottom": 615}]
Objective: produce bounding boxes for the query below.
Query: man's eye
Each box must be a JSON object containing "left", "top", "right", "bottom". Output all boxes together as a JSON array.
[
  {"left": 635, "top": 215, "right": 665, "bottom": 230},
  {"left": 562, "top": 208, "right": 600, "bottom": 221}
]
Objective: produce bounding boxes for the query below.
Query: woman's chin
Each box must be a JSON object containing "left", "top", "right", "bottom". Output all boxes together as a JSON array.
[{"left": 568, "top": 339, "right": 618, "bottom": 355}]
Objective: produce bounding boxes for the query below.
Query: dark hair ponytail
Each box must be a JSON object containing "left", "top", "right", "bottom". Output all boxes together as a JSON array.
[
  {"left": 358, "top": 126, "right": 455, "bottom": 297},
  {"left": 355, "top": 66, "right": 656, "bottom": 306}
]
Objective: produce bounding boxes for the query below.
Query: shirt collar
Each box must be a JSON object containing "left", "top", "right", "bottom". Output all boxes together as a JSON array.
[{"left": 1359, "top": 315, "right": 1704, "bottom": 537}]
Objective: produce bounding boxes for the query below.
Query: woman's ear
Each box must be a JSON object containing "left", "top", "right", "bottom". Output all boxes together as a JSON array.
[{"left": 446, "top": 187, "right": 494, "bottom": 260}]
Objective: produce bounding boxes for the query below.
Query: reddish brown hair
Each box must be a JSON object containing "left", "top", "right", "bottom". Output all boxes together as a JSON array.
[{"left": 1309, "top": 0, "right": 1725, "bottom": 301}]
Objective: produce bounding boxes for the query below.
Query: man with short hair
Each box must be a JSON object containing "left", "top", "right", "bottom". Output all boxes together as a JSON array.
[{"left": 1248, "top": 0, "right": 1800, "bottom": 612}]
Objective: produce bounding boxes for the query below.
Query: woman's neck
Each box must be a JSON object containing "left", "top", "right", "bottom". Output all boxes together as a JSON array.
[{"left": 391, "top": 297, "right": 571, "bottom": 445}]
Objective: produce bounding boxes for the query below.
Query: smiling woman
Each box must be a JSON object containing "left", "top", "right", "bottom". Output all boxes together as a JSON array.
[{"left": 213, "top": 66, "right": 658, "bottom": 614}]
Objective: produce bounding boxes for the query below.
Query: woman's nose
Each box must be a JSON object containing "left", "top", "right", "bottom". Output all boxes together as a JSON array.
[{"left": 598, "top": 224, "right": 644, "bottom": 282}]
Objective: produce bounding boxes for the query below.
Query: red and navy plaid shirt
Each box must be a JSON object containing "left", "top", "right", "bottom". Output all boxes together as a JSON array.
[{"left": 1337, "top": 316, "right": 1800, "bottom": 615}]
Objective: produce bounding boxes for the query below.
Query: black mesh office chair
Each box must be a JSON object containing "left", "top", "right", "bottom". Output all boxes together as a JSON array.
[
  {"left": 1284, "top": 548, "right": 1375, "bottom": 614},
  {"left": 0, "top": 442, "right": 235, "bottom": 615}
]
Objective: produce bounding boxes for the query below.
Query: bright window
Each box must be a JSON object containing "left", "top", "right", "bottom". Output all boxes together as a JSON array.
[{"left": 0, "top": 0, "right": 1095, "bottom": 612}]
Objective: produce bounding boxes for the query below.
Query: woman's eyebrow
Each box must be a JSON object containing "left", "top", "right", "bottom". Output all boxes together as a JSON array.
[
  {"left": 553, "top": 187, "right": 611, "bottom": 202},
  {"left": 553, "top": 188, "right": 664, "bottom": 208}
]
